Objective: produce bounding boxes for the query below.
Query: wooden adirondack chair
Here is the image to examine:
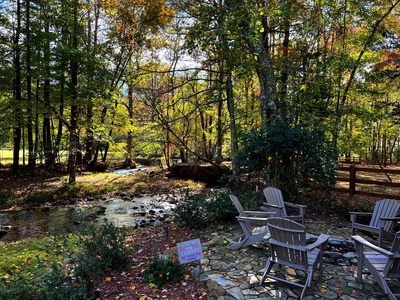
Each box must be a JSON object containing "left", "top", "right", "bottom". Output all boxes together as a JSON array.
[
  {"left": 352, "top": 232, "right": 400, "bottom": 300},
  {"left": 262, "top": 187, "right": 307, "bottom": 224},
  {"left": 260, "top": 217, "right": 330, "bottom": 299},
  {"left": 350, "top": 199, "right": 400, "bottom": 247},
  {"left": 228, "top": 194, "right": 275, "bottom": 250}
]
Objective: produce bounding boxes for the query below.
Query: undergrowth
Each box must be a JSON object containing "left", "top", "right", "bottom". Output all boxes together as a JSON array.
[{"left": 0, "top": 221, "right": 131, "bottom": 300}]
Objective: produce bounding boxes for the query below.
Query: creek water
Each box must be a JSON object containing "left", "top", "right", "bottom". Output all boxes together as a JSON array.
[{"left": 0, "top": 196, "right": 176, "bottom": 242}]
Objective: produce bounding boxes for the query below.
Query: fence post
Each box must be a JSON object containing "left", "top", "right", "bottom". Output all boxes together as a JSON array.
[{"left": 349, "top": 164, "right": 356, "bottom": 200}]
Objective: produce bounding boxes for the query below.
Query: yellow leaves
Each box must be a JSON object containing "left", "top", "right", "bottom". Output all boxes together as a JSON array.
[
  {"left": 130, "top": 285, "right": 136, "bottom": 291},
  {"left": 3, "top": 273, "right": 9, "bottom": 279},
  {"left": 320, "top": 284, "right": 328, "bottom": 293},
  {"left": 105, "top": 277, "right": 112, "bottom": 282},
  {"left": 184, "top": 274, "right": 190, "bottom": 280},
  {"left": 300, "top": 85, "right": 307, "bottom": 92},
  {"left": 139, "top": 296, "right": 147, "bottom": 300}
]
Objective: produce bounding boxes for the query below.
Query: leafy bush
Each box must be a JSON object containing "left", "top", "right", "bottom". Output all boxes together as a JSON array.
[
  {"left": 36, "top": 263, "right": 87, "bottom": 300},
  {"left": 238, "top": 121, "right": 336, "bottom": 198},
  {"left": 142, "top": 257, "right": 184, "bottom": 287},
  {"left": 173, "top": 190, "right": 255, "bottom": 228},
  {"left": 0, "top": 273, "right": 35, "bottom": 300},
  {"left": 74, "top": 221, "right": 130, "bottom": 293},
  {"left": 0, "top": 221, "right": 130, "bottom": 300},
  {"left": 202, "top": 190, "right": 240, "bottom": 223},
  {"left": 173, "top": 194, "right": 209, "bottom": 229}
]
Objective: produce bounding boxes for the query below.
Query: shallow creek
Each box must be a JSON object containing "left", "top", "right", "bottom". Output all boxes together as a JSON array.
[{"left": 0, "top": 196, "right": 176, "bottom": 242}]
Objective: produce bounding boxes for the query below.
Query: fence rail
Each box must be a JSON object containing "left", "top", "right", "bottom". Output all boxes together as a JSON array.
[{"left": 334, "top": 164, "right": 400, "bottom": 200}]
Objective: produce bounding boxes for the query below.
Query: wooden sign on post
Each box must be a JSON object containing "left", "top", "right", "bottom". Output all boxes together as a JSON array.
[{"left": 176, "top": 238, "right": 204, "bottom": 264}]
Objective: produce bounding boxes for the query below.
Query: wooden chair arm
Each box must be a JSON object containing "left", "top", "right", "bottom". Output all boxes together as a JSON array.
[
  {"left": 349, "top": 212, "right": 373, "bottom": 222},
  {"left": 284, "top": 202, "right": 307, "bottom": 209},
  {"left": 379, "top": 216, "right": 400, "bottom": 221},
  {"left": 245, "top": 211, "right": 277, "bottom": 217},
  {"left": 236, "top": 216, "right": 269, "bottom": 223},
  {"left": 352, "top": 235, "right": 393, "bottom": 257},
  {"left": 261, "top": 202, "right": 283, "bottom": 209},
  {"left": 349, "top": 212, "right": 373, "bottom": 217},
  {"left": 306, "top": 234, "right": 330, "bottom": 251}
]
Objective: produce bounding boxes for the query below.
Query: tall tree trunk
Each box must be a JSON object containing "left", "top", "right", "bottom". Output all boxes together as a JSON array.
[
  {"left": 278, "top": 0, "right": 290, "bottom": 119},
  {"left": 84, "top": 0, "right": 100, "bottom": 163},
  {"left": 12, "top": 0, "right": 22, "bottom": 176},
  {"left": 216, "top": 95, "right": 223, "bottom": 164},
  {"left": 68, "top": 0, "right": 79, "bottom": 183},
  {"left": 43, "top": 11, "right": 54, "bottom": 167},
  {"left": 126, "top": 83, "right": 134, "bottom": 164},
  {"left": 35, "top": 79, "right": 40, "bottom": 163},
  {"left": 226, "top": 69, "right": 240, "bottom": 185},
  {"left": 52, "top": 3, "right": 68, "bottom": 161},
  {"left": 26, "top": 0, "right": 35, "bottom": 175},
  {"left": 240, "top": 20, "right": 278, "bottom": 127}
]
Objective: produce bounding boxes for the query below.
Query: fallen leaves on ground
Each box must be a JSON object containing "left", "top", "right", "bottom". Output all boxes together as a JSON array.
[{"left": 95, "top": 226, "right": 210, "bottom": 300}]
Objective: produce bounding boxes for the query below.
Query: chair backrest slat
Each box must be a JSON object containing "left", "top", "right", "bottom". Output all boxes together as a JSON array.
[
  {"left": 264, "top": 187, "right": 288, "bottom": 217},
  {"left": 267, "top": 218, "right": 308, "bottom": 270},
  {"left": 370, "top": 199, "right": 400, "bottom": 232},
  {"left": 229, "top": 194, "right": 252, "bottom": 233}
]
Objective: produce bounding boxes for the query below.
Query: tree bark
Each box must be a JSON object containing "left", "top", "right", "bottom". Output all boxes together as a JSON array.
[
  {"left": 26, "top": 0, "right": 35, "bottom": 175},
  {"left": 43, "top": 10, "right": 54, "bottom": 167},
  {"left": 12, "top": 0, "right": 22, "bottom": 176},
  {"left": 68, "top": 0, "right": 79, "bottom": 183}
]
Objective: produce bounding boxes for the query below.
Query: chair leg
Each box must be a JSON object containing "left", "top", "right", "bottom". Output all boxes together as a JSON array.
[
  {"left": 260, "top": 258, "right": 274, "bottom": 285},
  {"left": 377, "top": 274, "right": 397, "bottom": 300},
  {"left": 301, "top": 272, "right": 313, "bottom": 299},
  {"left": 228, "top": 235, "right": 247, "bottom": 250}
]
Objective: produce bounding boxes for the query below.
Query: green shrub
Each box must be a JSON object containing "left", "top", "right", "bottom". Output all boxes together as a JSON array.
[
  {"left": 0, "top": 273, "right": 35, "bottom": 300},
  {"left": 142, "top": 257, "right": 184, "bottom": 287},
  {"left": 36, "top": 262, "right": 87, "bottom": 300},
  {"left": 173, "top": 190, "right": 256, "bottom": 228},
  {"left": 202, "top": 190, "right": 238, "bottom": 223},
  {"left": 238, "top": 121, "right": 336, "bottom": 198},
  {"left": 74, "top": 221, "right": 130, "bottom": 293},
  {"left": 0, "top": 221, "right": 130, "bottom": 300},
  {"left": 173, "top": 194, "right": 209, "bottom": 229}
]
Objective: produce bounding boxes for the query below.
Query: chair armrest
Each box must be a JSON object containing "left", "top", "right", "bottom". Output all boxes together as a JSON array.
[
  {"left": 261, "top": 202, "right": 283, "bottom": 209},
  {"left": 284, "top": 202, "right": 307, "bottom": 209},
  {"left": 349, "top": 212, "right": 373, "bottom": 223},
  {"left": 244, "top": 211, "right": 276, "bottom": 217},
  {"left": 306, "top": 234, "right": 330, "bottom": 251},
  {"left": 351, "top": 235, "right": 393, "bottom": 257},
  {"left": 236, "top": 216, "right": 269, "bottom": 223},
  {"left": 349, "top": 212, "right": 373, "bottom": 217},
  {"left": 378, "top": 216, "right": 400, "bottom": 221}
]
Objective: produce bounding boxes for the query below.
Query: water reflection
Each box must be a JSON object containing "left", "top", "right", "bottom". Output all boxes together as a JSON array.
[{"left": 0, "top": 197, "right": 175, "bottom": 242}]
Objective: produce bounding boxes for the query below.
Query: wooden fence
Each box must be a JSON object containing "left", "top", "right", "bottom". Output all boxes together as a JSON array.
[{"left": 334, "top": 164, "right": 400, "bottom": 200}]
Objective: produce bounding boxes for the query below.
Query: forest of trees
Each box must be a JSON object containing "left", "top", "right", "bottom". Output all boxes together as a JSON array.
[{"left": 1, "top": 0, "right": 400, "bottom": 185}]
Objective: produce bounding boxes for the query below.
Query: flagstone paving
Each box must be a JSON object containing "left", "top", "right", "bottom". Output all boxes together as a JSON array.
[{"left": 199, "top": 219, "right": 400, "bottom": 300}]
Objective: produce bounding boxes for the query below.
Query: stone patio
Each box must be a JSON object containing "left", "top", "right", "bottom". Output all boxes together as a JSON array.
[{"left": 199, "top": 219, "right": 400, "bottom": 300}]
